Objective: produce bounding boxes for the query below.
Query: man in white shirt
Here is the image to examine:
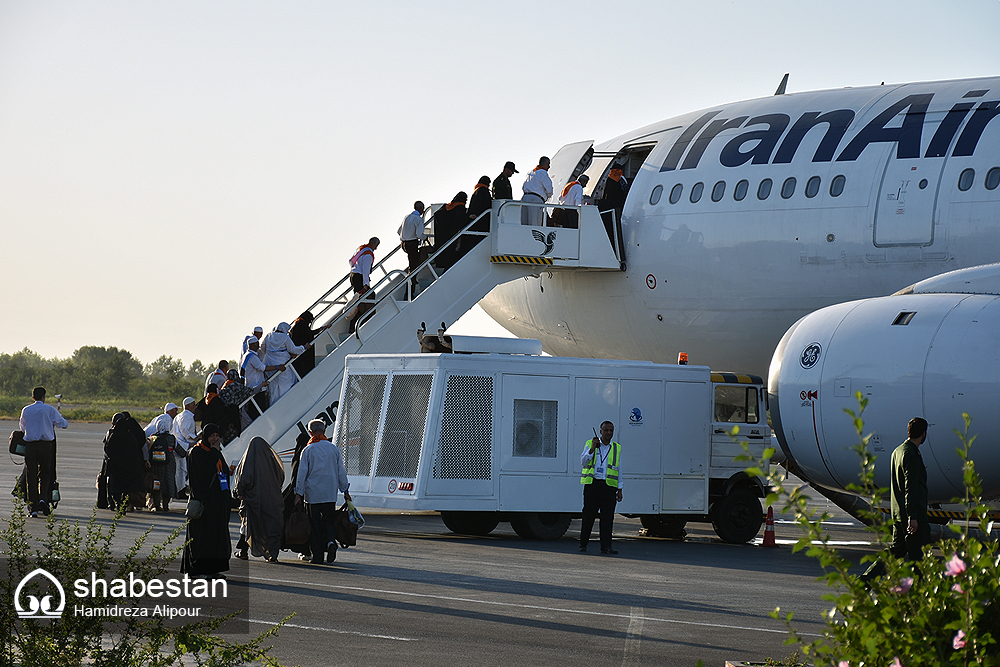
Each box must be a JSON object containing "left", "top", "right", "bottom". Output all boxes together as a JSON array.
[
  {"left": 521, "top": 156, "right": 553, "bottom": 226},
  {"left": 144, "top": 403, "right": 179, "bottom": 438},
  {"left": 558, "top": 174, "right": 589, "bottom": 228},
  {"left": 347, "top": 237, "right": 381, "bottom": 333},
  {"left": 398, "top": 202, "right": 426, "bottom": 296},
  {"left": 205, "top": 361, "right": 229, "bottom": 394},
  {"left": 262, "top": 322, "right": 309, "bottom": 405},
  {"left": 171, "top": 397, "right": 198, "bottom": 495},
  {"left": 19, "top": 386, "right": 68, "bottom": 517},
  {"left": 241, "top": 326, "right": 264, "bottom": 358},
  {"left": 240, "top": 337, "right": 278, "bottom": 416},
  {"left": 579, "top": 420, "right": 623, "bottom": 554},
  {"left": 295, "top": 419, "right": 351, "bottom": 564}
]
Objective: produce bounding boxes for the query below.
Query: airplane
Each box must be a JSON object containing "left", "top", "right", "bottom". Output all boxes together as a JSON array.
[
  {"left": 480, "top": 75, "right": 1000, "bottom": 379},
  {"left": 478, "top": 74, "right": 1000, "bottom": 508},
  {"left": 226, "top": 75, "right": 1000, "bottom": 527},
  {"left": 769, "top": 261, "right": 1000, "bottom": 503}
]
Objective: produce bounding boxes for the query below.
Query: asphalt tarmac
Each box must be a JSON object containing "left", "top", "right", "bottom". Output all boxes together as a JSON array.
[{"left": 1, "top": 419, "right": 879, "bottom": 666}]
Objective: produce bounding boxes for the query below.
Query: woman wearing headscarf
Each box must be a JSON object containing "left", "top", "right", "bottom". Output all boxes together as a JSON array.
[
  {"left": 261, "top": 322, "right": 306, "bottom": 405},
  {"left": 282, "top": 430, "right": 313, "bottom": 561},
  {"left": 197, "top": 383, "right": 241, "bottom": 444},
  {"left": 233, "top": 436, "right": 285, "bottom": 562},
  {"left": 289, "top": 311, "right": 332, "bottom": 379},
  {"left": 181, "top": 423, "right": 232, "bottom": 579},
  {"left": 219, "top": 368, "right": 255, "bottom": 434},
  {"left": 103, "top": 412, "right": 148, "bottom": 512},
  {"left": 432, "top": 191, "right": 468, "bottom": 271}
]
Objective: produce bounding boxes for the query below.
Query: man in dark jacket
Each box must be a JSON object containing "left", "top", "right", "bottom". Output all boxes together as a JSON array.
[
  {"left": 463, "top": 176, "right": 493, "bottom": 256},
  {"left": 890, "top": 417, "right": 929, "bottom": 561},
  {"left": 862, "top": 416, "right": 930, "bottom": 582},
  {"left": 492, "top": 161, "right": 517, "bottom": 200}
]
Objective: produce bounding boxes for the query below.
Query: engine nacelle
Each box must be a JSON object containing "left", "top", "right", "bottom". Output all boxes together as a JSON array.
[{"left": 769, "top": 280, "right": 1000, "bottom": 503}]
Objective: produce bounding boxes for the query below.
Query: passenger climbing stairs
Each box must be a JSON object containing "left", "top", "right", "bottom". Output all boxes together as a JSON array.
[{"left": 221, "top": 200, "right": 624, "bottom": 473}]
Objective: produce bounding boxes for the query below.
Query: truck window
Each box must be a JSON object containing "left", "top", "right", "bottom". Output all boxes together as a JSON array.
[
  {"left": 713, "top": 386, "right": 759, "bottom": 424},
  {"left": 513, "top": 399, "right": 557, "bottom": 458}
]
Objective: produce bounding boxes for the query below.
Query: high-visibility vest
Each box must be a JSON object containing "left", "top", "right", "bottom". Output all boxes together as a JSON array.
[{"left": 581, "top": 440, "right": 620, "bottom": 487}]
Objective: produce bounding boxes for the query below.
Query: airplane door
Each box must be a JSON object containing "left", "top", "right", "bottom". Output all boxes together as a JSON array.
[
  {"left": 547, "top": 140, "right": 594, "bottom": 202},
  {"left": 873, "top": 115, "right": 950, "bottom": 247},
  {"left": 874, "top": 160, "right": 939, "bottom": 246}
]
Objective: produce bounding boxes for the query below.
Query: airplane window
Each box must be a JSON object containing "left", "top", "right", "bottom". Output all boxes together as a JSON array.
[
  {"left": 757, "top": 179, "right": 772, "bottom": 200},
  {"left": 650, "top": 185, "right": 663, "bottom": 205},
  {"left": 959, "top": 168, "right": 975, "bottom": 192},
  {"left": 986, "top": 168, "right": 1000, "bottom": 191},
  {"left": 690, "top": 182, "right": 704, "bottom": 203},
  {"left": 805, "top": 176, "right": 821, "bottom": 198},
  {"left": 918, "top": 179, "right": 928, "bottom": 189},
  {"left": 781, "top": 177, "right": 796, "bottom": 199},
  {"left": 734, "top": 179, "right": 748, "bottom": 201},
  {"left": 669, "top": 183, "right": 683, "bottom": 204},
  {"left": 830, "top": 175, "right": 846, "bottom": 197},
  {"left": 711, "top": 181, "right": 726, "bottom": 202}
]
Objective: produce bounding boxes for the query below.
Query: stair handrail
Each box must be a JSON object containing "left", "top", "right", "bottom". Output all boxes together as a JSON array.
[{"left": 237, "top": 207, "right": 492, "bottom": 414}]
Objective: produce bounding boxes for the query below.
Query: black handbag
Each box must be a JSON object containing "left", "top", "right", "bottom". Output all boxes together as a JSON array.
[{"left": 9, "top": 430, "right": 25, "bottom": 456}]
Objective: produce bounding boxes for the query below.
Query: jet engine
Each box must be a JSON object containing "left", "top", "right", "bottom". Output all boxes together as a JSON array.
[{"left": 769, "top": 263, "right": 1000, "bottom": 503}]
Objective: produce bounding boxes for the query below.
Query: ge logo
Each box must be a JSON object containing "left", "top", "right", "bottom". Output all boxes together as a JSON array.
[
  {"left": 800, "top": 342, "right": 822, "bottom": 369},
  {"left": 388, "top": 479, "right": 397, "bottom": 493}
]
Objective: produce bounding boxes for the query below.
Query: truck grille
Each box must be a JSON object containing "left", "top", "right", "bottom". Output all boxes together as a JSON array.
[{"left": 434, "top": 375, "right": 493, "bottom": 480}]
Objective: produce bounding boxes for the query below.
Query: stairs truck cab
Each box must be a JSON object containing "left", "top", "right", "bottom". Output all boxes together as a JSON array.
[{"left": 334, "top": 339, "right": 770, "bottom": 543}]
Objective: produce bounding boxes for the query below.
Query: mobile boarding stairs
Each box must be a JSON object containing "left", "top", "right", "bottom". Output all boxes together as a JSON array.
[{"left": 221, "top": 200, "right": 624, "bottom": 473}]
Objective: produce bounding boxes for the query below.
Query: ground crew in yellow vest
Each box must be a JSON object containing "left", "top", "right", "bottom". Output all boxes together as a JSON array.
[{"left": 579, "top": 420, "right": 623, "bottom": 554}]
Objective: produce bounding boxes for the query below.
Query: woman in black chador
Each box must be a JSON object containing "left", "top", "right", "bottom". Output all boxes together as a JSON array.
[
  {"left": 181, "top": 423, "right": 232, "bottom": 578},
  {"left": 103, "top": 412, "right": 147, "bottom": 512}
]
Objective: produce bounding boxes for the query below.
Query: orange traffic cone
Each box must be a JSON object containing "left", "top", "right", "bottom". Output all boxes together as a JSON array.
[{"left": 762, "top": 506, "right": 777, "bottom": 548}]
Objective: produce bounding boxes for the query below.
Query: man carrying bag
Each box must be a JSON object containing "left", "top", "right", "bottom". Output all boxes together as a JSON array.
[
  {"left": 294, "top": 419, "right": 351, "bottom": 564},
  {"left": 18, "top": 387, "right": 67, "bottom": 517}
]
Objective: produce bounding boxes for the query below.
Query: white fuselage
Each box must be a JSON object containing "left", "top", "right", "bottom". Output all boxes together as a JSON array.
[{"left": 481, "top": 77, "right": 1000, "bottom": 377}]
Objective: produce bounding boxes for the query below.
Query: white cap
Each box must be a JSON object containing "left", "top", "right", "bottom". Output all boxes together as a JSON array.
[
  {"left": 164, "top": 402, "right": 179, "bottom": 412},
  {"left": 182, "top": 397, "right": 196, "bottom": 407},
  {"left": 253, "top": 326, "right": 263, "bottom": 334}
]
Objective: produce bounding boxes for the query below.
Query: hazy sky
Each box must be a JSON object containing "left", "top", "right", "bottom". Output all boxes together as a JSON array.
[{"left": 2, "top": 1, "right": 998, "bottom": 371}]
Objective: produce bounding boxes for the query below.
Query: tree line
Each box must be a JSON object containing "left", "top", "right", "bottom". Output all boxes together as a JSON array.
[{"left": 0, "top": 346, "right": 212, "bottom": 403}]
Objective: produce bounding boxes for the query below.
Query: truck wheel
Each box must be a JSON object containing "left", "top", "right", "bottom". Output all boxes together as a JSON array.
[
  {"left": 510, "top": 512, "right": 572, "bottom": 540},
  {"left": 639, "top": 515, "right": 687, "bottom": 539},
  {"left": 711, "top": 488, "right": 763, "bottom": 543},
  {"left": 440, "top": 511, "right": 500, "bottom": 536}
]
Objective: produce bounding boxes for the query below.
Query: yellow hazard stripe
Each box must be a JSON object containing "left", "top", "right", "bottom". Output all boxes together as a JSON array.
[
  {"left": 875, "top": 507, "right": 1000, "bottom": 520},
  {"left": 711, "top": 372, "right": 764, "bottom": 385},
  {"left": 490, "top": 255, "right": 554, "bottom": 265}
]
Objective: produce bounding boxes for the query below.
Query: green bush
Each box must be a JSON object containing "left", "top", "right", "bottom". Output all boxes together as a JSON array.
[
  {"left": 741, "top": 395, "right": 1000, "bottom": 666},
  {"left": 0, "top": 500, "right": 290, "bottom": 666}
]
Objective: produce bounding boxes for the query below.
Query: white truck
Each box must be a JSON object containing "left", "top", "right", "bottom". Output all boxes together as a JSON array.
[{"left": 332, "top": 337, "right": 770, "bottom": 543}]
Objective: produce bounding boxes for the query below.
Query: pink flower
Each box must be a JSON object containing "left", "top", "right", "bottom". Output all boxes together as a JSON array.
[
  {"left": 946, "top": 554, "right": 967, "bottom": 577},
  {"left": 954, "top": 629, "right": 967, "bottom": 649},
  {"left": 889, "top": 577, "right": 914, "bottom": 594},
  {"left": 838, "top": 662, "right": 849, "bottom": 667},
  {"left": 890, "top": 658, "right": 903, "bottom": 667},
  {"left": 953, "top": 583, "right": 965, "bottom": 594}
]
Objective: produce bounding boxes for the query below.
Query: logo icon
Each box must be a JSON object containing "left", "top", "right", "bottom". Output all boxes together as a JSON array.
[
  {"left": 629, "top": 408, "right": 642, "bottom": 424},
  {"left": 800, "top": 342, "right": 822, "bottom": 369},
  {"left": 531, "top": 230, "right": 556, "bottom": 255},
  {"left": 15, "top": 568, "right": 66, "bottom": 619},
  {"left": 388, "top": 479, "right": 397, "bottom": 493}
]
